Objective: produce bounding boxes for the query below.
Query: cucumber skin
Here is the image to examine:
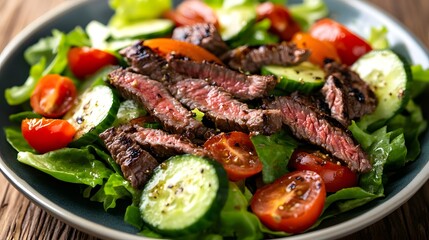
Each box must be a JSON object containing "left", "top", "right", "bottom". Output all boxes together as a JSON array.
[
  {"left": 66, "top": 85, "right": 120, "bottom": 147},
  {"left": 352, "top": 50, "right": 411, "bottom": 130},
  {"left": 261, "top": 63, "right": 325, "bottom": 94},
  {"left": 140, "top": 154, "right": 229, "bottom": 237}
]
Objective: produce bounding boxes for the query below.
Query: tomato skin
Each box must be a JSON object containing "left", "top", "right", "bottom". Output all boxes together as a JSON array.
[
  {"left": 21, "top": 118, "right": 76, "bottom": 153},
  {"left": 204, "top": 131, "right": 263, "bottom": 181},
  {"left": 256, "top": 2, "right": 301, "bottom": 41},
  {"left": 309, "top": 18, "right": 372, "bottom": 65},
  {"left": 30, "top": 74, "right": 77, "bottom": 118},
  {"left": 250, "top": 170, "right": 326, "bottom": 233},
  {"left": 143, "top": 38, "right": 223, "bottom": 64},
  {"left": 67, "top": 47, "right": 118, "bottom": 79},
  {"left": 289, "top": 149, "right": 358, "bottom": 192},
  {"left": 163, "top": 0, "right": 219, "bottom": 28},
  {"left": 291, "top": 32, "right": 341, "bottom": 67}
]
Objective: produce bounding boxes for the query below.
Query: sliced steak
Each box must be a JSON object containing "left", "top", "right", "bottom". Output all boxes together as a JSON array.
[
  {"left": 265, "top": 93, "right": 371, "bottom": 173},
  {"left": 168, "top": 58, "right": 277, "bottom": 100},
  {"left": 168, "top": 77, "right": 282, "bottom": 135},
  {"left": 172, "top": 23, "right": 229, "bottom": 56},
  {"left": 119, "top": 41, "right": 170, "bottom": 81},
  {"left": 321, "top": 61, "right": 377, "bottom": 126},
  {"left": 221, "top": 42, "right": 310, "bottom": 73},
  {"left": 130, "top": 125, "right": 209, "bottom": 159},
  {"left": 99, "top": 126, "right": 158, "bottom": 189},
  {"left": 120, "top": 42, "right": 276, "bottom": 100},
  {"left": 108, "top": 68, "right": 215, "bottom": 140}
]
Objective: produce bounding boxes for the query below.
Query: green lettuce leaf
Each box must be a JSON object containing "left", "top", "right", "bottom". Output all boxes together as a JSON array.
[
  {"left": 367, "top": 26, "right": 389, "bottom": 49},
  {"left": 289, "top": 0, "right": 329, "bottom": 30},
  {"left": 17, "top": 147, "right": 112, "bottom": 187},
  {"left": 4, "top": 126, "right": 35, "bottom": 153},
  {"left": 387, "top": 100, "right": 427, "bottom": 163},
  {"left": 251, "top": 130, "right": 298, "bottom": 184},
  {"left": 349, "top": 122, "right": 407, "bottom": 194},
  {"left": 227, "top": 19, "right": 279, "bottom": 48},
  {"left": 90, "top": 172, "right": 138, "bottom": 210},
  {"left": 108, "top": 0, "right": 171, "bottom": 27}
]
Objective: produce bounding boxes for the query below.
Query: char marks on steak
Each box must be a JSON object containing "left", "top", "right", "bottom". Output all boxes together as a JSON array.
[
  {"left": 321, "top": 61, "right": 377, "bottom": 127},
  {"left": 119, "top": 41, "right": 170, "bottom": 81},
  {"left": 265, "top": 93, "right": 371, "bottom": 172},
  {"left": 99, "top": 126, "right": 158, "bottom": 189},
  {"left": 121, "top": 41, "right": 276, "bottom": 100},
  {"left": 168, "top": 78, "right": 282, "bottom": 135},
  {"left": 172, "top": 23, "right": 229, "bottom": 57},
  {"left": 108, "top": 68, "right": 215, "bottom": 140},
  {"left": 221, "top": 42, "right": 310, "bottom": 73},
  {"left": 168, "top": 58, "right": 277, "bottom": 100}
]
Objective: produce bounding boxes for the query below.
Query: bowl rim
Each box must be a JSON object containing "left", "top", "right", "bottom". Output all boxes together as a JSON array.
[{"left": 1, "top": 0, "right": 428, "bottom": 240}]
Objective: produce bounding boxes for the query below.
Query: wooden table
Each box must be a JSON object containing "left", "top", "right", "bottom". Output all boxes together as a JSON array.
[{"left": 0, "top": 0, "right": 428, "bottom": 239}]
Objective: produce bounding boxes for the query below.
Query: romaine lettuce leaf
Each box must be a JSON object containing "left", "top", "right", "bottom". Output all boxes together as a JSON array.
[
  {"left": 251, "top": 130, "right": 298, "bottom": 184},
  {"left": 108, "top": 0, "right": 171, "bottom": 27},
  {"left": 289, "top": 0, "right": 329, "bottom": 30},
  {"left": 367, "top": 26, "right": 389, "bottom": 49},
  {"left": 16, "top": 147, "right": 112, "bottom": 187}
]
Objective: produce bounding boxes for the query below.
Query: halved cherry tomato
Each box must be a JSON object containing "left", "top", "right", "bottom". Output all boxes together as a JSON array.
[
  {"left": 22, "top": 118, "right": 76, "bottom": 153},
  {"left": 309, "top": 18, "right": 372, "bottom": 65},
  {"left": 250, "top": 170, "right": 326, "bottom": 233},
  {"left": 67, "top": 47, "right": 118, "bottom": 79},
  {"left": 256, "top": 2, "right": 301, "bottom": 41},
  {"left": 30, "top": 74, "right": 77, "bottom": 118},
  {"left": 204, "top": 131, "right": 263, "bottom": 181},
  {"left": 289, "top": 149, "right": 358, "bottom": 192},
  {"left": 291, "top": 32, "right": 341, "bottom": 67},
  {"left": 143, "top": 38, "right": 223, "bottom": 64},
  {"left": 163, "top": 0, "right": 219, "bottom": 28}
]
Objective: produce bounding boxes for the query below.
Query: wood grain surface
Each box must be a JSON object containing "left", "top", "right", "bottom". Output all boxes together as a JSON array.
[{"left": 1, "top": 0, "right": 428, "bottom": 239}]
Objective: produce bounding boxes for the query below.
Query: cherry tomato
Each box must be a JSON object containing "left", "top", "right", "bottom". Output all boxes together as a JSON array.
[
  {"left": 67, "top": 47, "right": 118, "bottom": 79},
  {"left": 163, "top": 0, "right": 219, "bottom": 28},
  {"left": 204, "top": 131, "right": 263, "bottom": 181},
  {"left": 256, "top": 2, "right": 301, "bottom": 41},
  {"left": 143, "top": 38, "right": 223, "bottom": 64},
  {"left": 289, "top": 149, "right": 358, "bottom": 192},
  {"left": 30, "top": 74, "right": 77, "bottom": 118},
  {"left": 309, "top": 18, "right": 372, "bottom": 65},
  {"left": 22, "top": 118, "right": 76, "bottom": 153},
  {"left": 291, "top": 32, "right": 341, "bottom": 67},
  {"left": 250, "top": 170, "right": 326, "bottom": 233}
]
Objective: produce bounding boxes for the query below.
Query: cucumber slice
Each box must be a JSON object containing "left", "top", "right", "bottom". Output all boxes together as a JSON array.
[
  {"left": 351, "top": 49, "right": 411, "bottom": 130},
  {"left": 64, "top": 85, "right": 120, "bottom": 147},
  {"left": 113, "top": 99, "right": 147, "bottom": 127},
  {"left": 140, "top": 154, "right": 228, "bottom": 236},
  {"left": 110, "top": 19, "right": 174, "bottom": 40},
  {"left": 216, "top": 6, "right": 256, "bottom": 41},
  {"left": 261, "top": 62, "right": 326, "bottom": 94}
]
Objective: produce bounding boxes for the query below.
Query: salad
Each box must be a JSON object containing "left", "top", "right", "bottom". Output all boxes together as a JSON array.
[{"left": 3, "top": 0, "right": 429, "bottom": 239}]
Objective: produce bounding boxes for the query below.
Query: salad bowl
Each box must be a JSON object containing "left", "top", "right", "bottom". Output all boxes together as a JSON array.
[{"left": 0, "top": 0, "right": 428, "bottom": 239}]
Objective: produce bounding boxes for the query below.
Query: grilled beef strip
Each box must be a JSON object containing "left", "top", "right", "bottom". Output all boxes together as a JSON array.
[
  {"left": 99, "top": 126, "right": 158, "bottom": 189},
  {"left": 168, "top": 58, "right": 277, "bottom": 101},
  {"left": 130, "top": 124, "right": 209, "bottom": 159},
  {"left": 108, "top": 68, "right": 215, "bottom": 140},
  {"left": 321, "top": 61, "right": 377, "bottom": 127},
  {"left": 221, "top": 42, "right": 310, "bottom": 73},
  {"left": 119, "top": 41, "right": 171, "bottom": 81},
  {"left": 265, "top": 93, "right": 372, "bottom": 173},
  {"left": 171, "top": 23, "right": 229, "bottom": 57},
  {"left": 168, "top": 77, "right": 282, "bottom": 135},
  {"left": 120, "top": 41, "right": 277, "bottom": 100}
]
